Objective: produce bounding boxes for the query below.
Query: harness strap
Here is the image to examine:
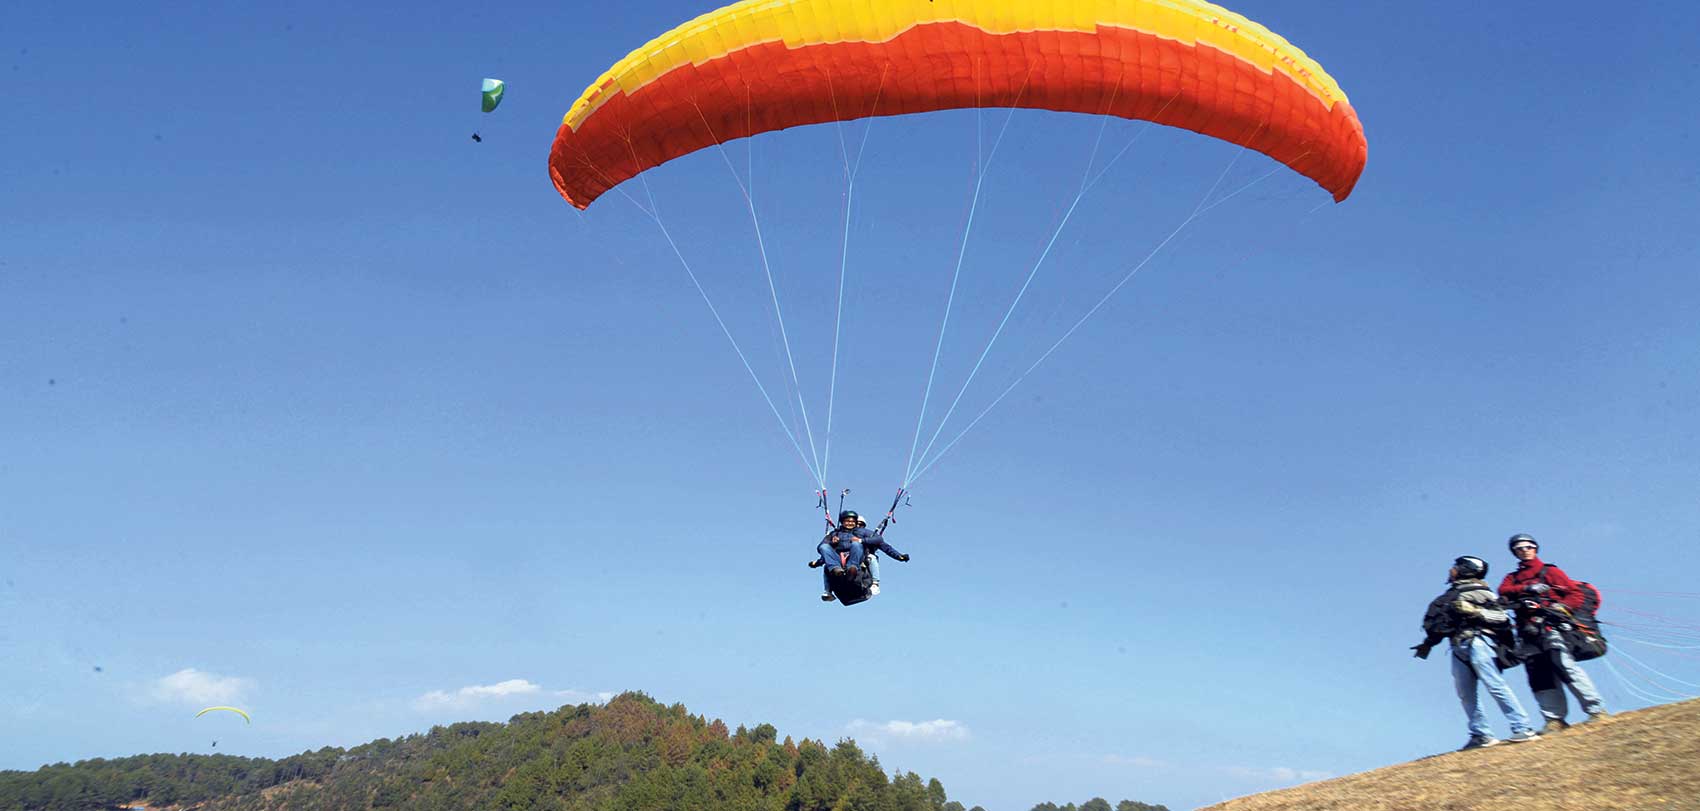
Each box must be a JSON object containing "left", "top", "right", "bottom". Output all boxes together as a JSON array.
[{"left": 874, "top": 487, "right": 909, "bottom": 535}]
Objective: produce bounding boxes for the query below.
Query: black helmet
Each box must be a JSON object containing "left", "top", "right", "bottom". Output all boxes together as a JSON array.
[
  {"left": 1507, "top": 533, "right": 1538, "bottom": 552},
  {"left": 1453, "top": 555, "right": 1489, "bottom": 580},
  {"left": 838, "top": 510, "right": 860, "bottom": 524}
]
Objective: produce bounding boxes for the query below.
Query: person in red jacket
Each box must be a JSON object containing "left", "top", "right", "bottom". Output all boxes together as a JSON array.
[{"left": 1498, "top": 533, "right": 1607, "bottom": 733}]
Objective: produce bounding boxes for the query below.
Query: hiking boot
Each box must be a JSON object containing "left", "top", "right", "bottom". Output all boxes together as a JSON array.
[
  {"left": 1538, "top": 719, "right": 1569, "bottom": 735},
  {"left": 1459, "top": 736, "right": 1501, "bottom": 750},
  {"left": 869, "top": 582, "right": 881, "bottom": 596},
  {"left": 1505, "top": 730, "right": 1540, "bottom": 743},
  {"left": 1577, "top": 711, "right": 1610, "bottom": 725},
  {"left": 820, "top": 592, "right": 837, "bottom": 602}
]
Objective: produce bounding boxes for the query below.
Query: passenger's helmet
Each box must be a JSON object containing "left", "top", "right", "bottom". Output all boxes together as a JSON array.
[
  {"left": 1453, "top": 555, "right": 1490, "bottom": 580},
  {"left": 1507, "top": 533, "right": 1538, "bottom": 552},
  {"left": 838, "top": 510, "right": 860, "bottom": 525}
]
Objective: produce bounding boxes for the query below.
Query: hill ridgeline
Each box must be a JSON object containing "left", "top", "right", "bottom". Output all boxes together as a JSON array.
[{"left": 1200, "top": 698, "right": 1700, "bottom": 811}]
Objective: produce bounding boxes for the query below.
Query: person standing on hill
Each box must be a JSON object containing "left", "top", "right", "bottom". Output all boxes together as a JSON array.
[
  {"left": 1499, "top": 533, "right": 1608, "bottom": 732},
  {"left": 1413, "top": 555, "right": 1540, "bottom": 750}
]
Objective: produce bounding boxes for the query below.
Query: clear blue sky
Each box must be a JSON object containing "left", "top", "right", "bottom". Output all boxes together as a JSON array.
[{"left": 4, "top": 1, "right": 1700, "bottom": 809}]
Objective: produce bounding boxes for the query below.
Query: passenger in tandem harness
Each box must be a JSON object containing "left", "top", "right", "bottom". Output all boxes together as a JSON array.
[
  {"left": 810, "top": 508, "right": 911, "bottom": 605},
  {"left": 1411, "top": 554, "right": 1538, "bottom": 750}
]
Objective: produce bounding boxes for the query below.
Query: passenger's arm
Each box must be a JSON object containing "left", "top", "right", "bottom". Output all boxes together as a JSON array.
[{"left": 866, "top": 534, "right": 904, "bottom": 559}]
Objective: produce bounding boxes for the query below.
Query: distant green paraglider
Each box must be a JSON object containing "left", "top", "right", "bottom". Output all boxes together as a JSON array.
[
  {"left": 196, "top": 706, "right": 251, "bottom": 724},
  {"left": 474, "top": 78, "right": 505, "bottom": 142}
]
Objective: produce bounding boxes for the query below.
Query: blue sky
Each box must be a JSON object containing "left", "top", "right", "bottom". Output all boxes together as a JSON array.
[{"left": 4, "top": 1, "right": 1700, "bottom": 809}]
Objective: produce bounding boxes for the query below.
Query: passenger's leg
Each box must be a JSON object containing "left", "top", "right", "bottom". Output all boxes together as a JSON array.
[
  {"left": 844, "top": 542, "right": 865, "bottom": 573},
  {"left": 1451, "top": 645, "right": 1491, "bottom": 740},
  {"left": 1469, "top": 637, "right": 1533, "bottom": 735},
  {"left": 818, "top": 543, "right": 842, "bottom": 601}
]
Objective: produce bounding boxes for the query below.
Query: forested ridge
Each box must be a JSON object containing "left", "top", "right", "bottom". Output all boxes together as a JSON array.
[{"left": 0, "top": 692, "right": 1172, "bottom": 811}]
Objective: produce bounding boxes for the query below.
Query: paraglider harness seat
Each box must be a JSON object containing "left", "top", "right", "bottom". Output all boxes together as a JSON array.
[{"left": 824, "top": 550, "right": 877, "bottom": 606}]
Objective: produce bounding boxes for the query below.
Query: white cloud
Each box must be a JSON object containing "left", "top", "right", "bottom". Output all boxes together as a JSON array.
[
  {"left": 847, "top": 719, "right": 971, "bottom": 743},
  {"left": 413, "top": 679, "right": 539, "bottom": 711},
  {"left": 412, "top": 680, "right": 612, "bottom": 712},
  {"left": 1226, "top": 765, "right": 1333, "bottom": 783},
  {"left": 150, "top": 668, "right": 254, "bottom": 706}
]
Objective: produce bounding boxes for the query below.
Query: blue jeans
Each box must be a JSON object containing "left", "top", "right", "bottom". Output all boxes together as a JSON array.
[
  {"left": 823, "top": 552, "right": 881, "bottom": 590},
  {"left": 818, "top": 541, "right": 864, "bottom": 570},
  {"left": 818, "top": 541, "right": 864, "bottom": 591},
  {"left": 1451, "top": 636, "right": 1533, "bottom": 738},
  {"left": 1529, "top": 628, "right": 1606, "bottom": 720}
]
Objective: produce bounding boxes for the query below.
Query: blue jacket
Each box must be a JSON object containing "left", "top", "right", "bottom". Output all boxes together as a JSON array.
[
  {"left": 853, "top": 526, "right": 904, "bottom": 559},
  {"left": 818, "top": 528, "right": 865, "bottom": 570}
]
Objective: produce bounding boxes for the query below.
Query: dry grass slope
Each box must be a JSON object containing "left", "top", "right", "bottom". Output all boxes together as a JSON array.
[{"left": 1199, "top": 698, "right": 1700, "bottom": 811}]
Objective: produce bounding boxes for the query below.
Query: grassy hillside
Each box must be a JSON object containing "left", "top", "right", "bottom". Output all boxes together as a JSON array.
[{"left": 1200, "top": 699, "right": 1700, "bottom": 811}]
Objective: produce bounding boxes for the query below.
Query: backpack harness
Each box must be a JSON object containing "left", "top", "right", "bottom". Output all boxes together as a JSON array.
[{"left": 1526, "top": 563, "right": 1608, "bottom": 662}]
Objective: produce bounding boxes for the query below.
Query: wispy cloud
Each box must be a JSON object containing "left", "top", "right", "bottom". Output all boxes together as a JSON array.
[
  {"left": 412, "top": 680, "right": 611, "bottom": 712},
  {"left": 1225, "top": 765, "right": 1333, "bottom": 783},
  {"left": 150, "top": 668, "right": 254, "bottom": 706},
  {"left": 847, "top": 719, "right": 971, "bottom": 743},
  {"left": 413, "top": 679, "right": 538, "bottom": 710}
]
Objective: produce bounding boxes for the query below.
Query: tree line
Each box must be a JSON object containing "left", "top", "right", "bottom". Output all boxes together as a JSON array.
[
  {"left": 1029, "top": 801, "right": 1169, "bottom": 811},
  {"left": 1, "top": 693, "right": 1168, "bottom": 811}
]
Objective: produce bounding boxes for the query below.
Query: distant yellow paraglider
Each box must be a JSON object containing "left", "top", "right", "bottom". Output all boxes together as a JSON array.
[{"left": 196, "top": 706, "right": 251, "bottom": 724}]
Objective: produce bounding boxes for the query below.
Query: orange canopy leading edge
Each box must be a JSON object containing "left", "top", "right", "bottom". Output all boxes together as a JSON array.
[{"left": 550, "top": 0, "right": 1366, "bottom": 209}]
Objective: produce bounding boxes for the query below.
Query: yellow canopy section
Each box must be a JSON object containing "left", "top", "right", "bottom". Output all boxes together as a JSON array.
[{"left": 195, "top": 706, "right": 251, "bottom": 724}]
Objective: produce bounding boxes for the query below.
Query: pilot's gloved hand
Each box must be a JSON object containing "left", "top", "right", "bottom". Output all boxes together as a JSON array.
[
  {"left": 897, "top": 554, "right": 911, "bottom": 562},
  {"left": 1411, "top": 643, "right": 1434, "bottom": 659},
  {"left": 1525, "top": 583, "right": 1551, "bottom": 595}
]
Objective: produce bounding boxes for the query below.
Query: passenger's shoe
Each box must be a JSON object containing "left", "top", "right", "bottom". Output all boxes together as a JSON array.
[
  {"left": 870, "top": 582, "right": 881, "bottom": 596},
  {"left": 1505, "top": 730, "right": 1540, "bottom": 743},
  {"left": 1578, "top": 711, "right": 1611, "bottom": 725},
  {"left": 820, "top": 592, "right": 837, "bottom": 602},
  {"left": 1538, "top": 719, "right": 1569, "bottom": 735},
  {"left": 1459, "top": 736, "right": 1501, "bottom": 750}
]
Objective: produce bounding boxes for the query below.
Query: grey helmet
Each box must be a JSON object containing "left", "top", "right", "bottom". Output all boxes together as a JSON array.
[{"left": 1453, "top": 555, "right": 1490, "bottom": 580}]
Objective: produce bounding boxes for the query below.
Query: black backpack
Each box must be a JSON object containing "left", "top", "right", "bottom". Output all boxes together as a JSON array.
[
  {"left": 1539, "top": 565, "right": 1607, "bottom": 661},
  {"left": 1425, "top": 583, "right": 1523, "bottom": 671}
]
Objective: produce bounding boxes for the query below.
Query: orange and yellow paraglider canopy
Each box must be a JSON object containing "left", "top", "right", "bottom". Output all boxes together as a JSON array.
[{"left": 550, "top": 0, "right": 1366, "bottom": 209}]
